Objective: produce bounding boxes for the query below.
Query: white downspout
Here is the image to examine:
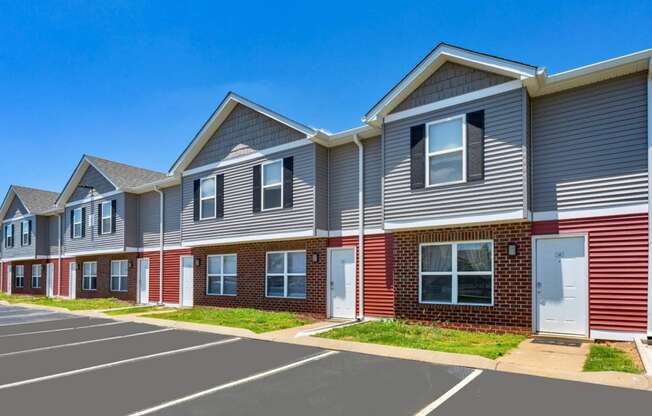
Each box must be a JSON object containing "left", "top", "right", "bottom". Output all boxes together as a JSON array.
[
  {"left": 353, "top": 134, "right": 365, "bottom": 320},
  {"left": 154, "top": 186, "right": 164, "bottom": 305},
  {"left": 647, "top": 59, "right": 651, "bottom": 339},
  {"left": 57, "top": 214, "right": 62, "bottom": 297}
]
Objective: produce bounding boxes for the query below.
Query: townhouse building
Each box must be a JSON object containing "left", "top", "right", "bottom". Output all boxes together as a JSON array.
[{"left": 1, "top": 43, "right": 650, "bottom": 341}]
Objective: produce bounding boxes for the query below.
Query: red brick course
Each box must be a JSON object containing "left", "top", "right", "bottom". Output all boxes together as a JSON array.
[
  {"left": 191, "top": 238, "right": 327, "bottom": 317},
  {"left": 73, "top": 253, "right": 138, "bottom": 301},
  {"left": 393, "top": 222, "right": 532, "bottom": 334},
  {"left": 8, "top": 260, "right": 48, "bottom": 296}
]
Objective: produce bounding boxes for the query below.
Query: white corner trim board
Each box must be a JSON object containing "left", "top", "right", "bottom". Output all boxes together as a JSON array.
[
  {"left": 384, "top": 209, "right": 525, "bottom": 231},
  {"left": 532, "top": 204, "right": 649, "bottom": 222},
  {"left": 182, "top": 229, "right": 316, "bottom": 247},
  {"left": 647, "top": 61, "right": 652, "bottom": 337}
]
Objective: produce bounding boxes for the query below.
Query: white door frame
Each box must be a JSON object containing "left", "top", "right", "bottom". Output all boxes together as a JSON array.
[
  {"left": 137, "top": 258, "right": 150, "bottom": 305},
  {"left": 179, "top": 256, "right": 194, "bottom": 307},
  {"left": 69, "top": 262, "right": 77, "bottom": 299},
  {"left": 46, "top": 263, "right": 54, "bottom": 297},
  {"left": 532, "top": 233, "right": 589, "bottom": 337},
  {"left": 7, "top": 266, "right": 12, "bottom": 295},
  {"left": 327, "top": 247, "right": 357, "bottom": 319}
]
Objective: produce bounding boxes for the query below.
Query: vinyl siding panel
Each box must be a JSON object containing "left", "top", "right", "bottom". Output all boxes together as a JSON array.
[
  {"left": 68, "top": 165, "right": 116, "bottom": 202},
  {"left": 384, "top": 88, "right": 526, "bottom": 223},
  {"left": 4, "top": 197, "right": 28, "bottom": 220},
  {"left": 140, "top": 186, "right": 182, "bottom": 249},
  {"left": 182, "top": 144, "right": 315, "bottom": 243},
  {"left": 1, "top": 217, "right": 36, "bottom": 259},
  {"left": 36, "top": 216, "right": 49, "bottom": 256},
  {"left": 124, "top": 193, "right": 139, "bottom": 248},
  {"left": 314, "top": 144, "right": 329, "bottom": 231},
  {"left": 47, "top": 215, "right": 61, "bottom": 256},
  {"left": 531, "top": 72, "right": 648, "bottom": 212},
  {"left": 63, "top": 193, "right": 125, "bottom": 254},
  {"left": 142, "top": 248, "right": 191, "bottom": 304}
]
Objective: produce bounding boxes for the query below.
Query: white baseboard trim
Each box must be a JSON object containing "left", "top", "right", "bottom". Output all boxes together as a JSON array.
[{"left": 590, "top": 329, "right": 646, "bottom": 341}]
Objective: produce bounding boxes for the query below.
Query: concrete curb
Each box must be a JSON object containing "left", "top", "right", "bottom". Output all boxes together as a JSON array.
[{"left": 634, "top": 338, "right": 652, "bottom": 377}]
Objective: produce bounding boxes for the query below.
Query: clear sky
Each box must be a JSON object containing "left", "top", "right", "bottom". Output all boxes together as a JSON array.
[{"left": 1, "top": 0, "right": 651, "bottom": 195}]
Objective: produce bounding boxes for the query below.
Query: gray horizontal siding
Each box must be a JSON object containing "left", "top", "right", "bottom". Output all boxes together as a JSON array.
[
  {"left": 188, "top": 104, "right": 307, "bottom": 170},
  {"left": 531, "top": 72, "right": 648, "bottom": 212},
  {"left": 48, "top": 215, "right": 61, "bottom": 257},
  {"left": 182, "top": 144, "right": 315, "bottom": 243},
  {"left": 1, "top": 217, "right": 36, "bottom": 259},
  {"left": 69, "top": 165, "right": 116, "bottom": 203},
  {"left": 384, "top": 88, "right": 526, "bottom": 223},
  {"left": 314, "top": 144, "right": 329, "bottom": 231},
  {"left": 4, "top": 197, "right": 28, "bottom": 220},
  {"left": 139, "top": 186, "right": 182, "bottom": 249},
  {"left": 63, "top": 193, "right": 125, "bottom": 254},
  {"left": 124, "top": 193, "right": 139, "bottom": 248},
  {"left": 36, "top": 216, "right": 49, "bottom": 257}
]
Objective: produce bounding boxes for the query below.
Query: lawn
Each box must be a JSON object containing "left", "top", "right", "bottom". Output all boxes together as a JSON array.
[
  {"left": 143, "top": 307, "right": 311, "bottom": 334},
  {"left": 0, "top": 294, "right": 130, "bottom": 311},
  {"left": 583, "top": 344, "right": 642, "bottom": 374},
  {"left": 104, "top": 306, "right": 175, "bottom": 316},
  {"left": 317, "top": 320, "right": 526, "bottom": 359}
]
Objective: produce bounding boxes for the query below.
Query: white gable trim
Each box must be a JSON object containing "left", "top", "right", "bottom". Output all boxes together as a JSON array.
[
  {"left": 55, "top": 157, "right": 118, "bottom": 207},
  {"left": 0, "top": 188, "right": 31, "bottom": 222}
]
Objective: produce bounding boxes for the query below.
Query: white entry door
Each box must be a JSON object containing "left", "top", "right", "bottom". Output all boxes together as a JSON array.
[
  {"left": 535, "top": 236, "right": 588, "bottom": 336},
  {"left": 7, "top": 267, "right": 12, "bottom": 295},
  {"left": 69, "top": 262, "right": 77, "bottom": 299},
  {"left": 329, "top": 248, "right": 356, "bottom": 319},
  {"left": 180, "top": 256, "right": 194, "bottom": 307},
  {"left": 138, "top": 258, "right": 150, "bottom": 305},
  {"left": 46, "top": 263, "right": 54, "bottom": 297}
]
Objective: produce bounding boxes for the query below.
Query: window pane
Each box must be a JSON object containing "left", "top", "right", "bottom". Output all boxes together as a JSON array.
[
  {"left": 223, "top": 275, "right": 237, "bottom": 295},
  {"left": 111, "top": 262, "right": 119, "bottom": 276},
  {"left": 421, "top": 245, "right": 452, "bottom": 272},
  {"left": 458, "top": 274, "right": 492, "bottom": 304},
  {"left": 120, "top": 276, "right": 128, "bottom": 291},
  {"left": 74, "top": 223, "right": 82, "bottom": 237},
  {"left": 458, "top": 242, "right": 492, "bottom": 272},
  {"left": 112, "top": 276, "right": 120, "bottom": 291},
  {"left": 207, "top": 256, "right": 221, "bottom": 275},
  {"left": 267, "top": 253, "right": 284, "bottom": 274},
  {"left": 91, "top": 276, "right": 97, "bottom": 290},
  {"left": 266, "top": 275, "right": 284, "bottom": 297},
  {"left": 102, "top": 203, "right": 111, "bottom": 217},
  {"left": 207, "top": 276, "right": 221, "bottom": 294},
  {"left": 287, "top": 275, "right": 306, "bottom": 298},
  {"left": 120, "top": 260, "right": 128, "bottom": 276},
  {"left": 84, "top": 263, "right": 92, "bottom": 275},
  {"left": 287, "top": 252, "right": 306, "bottom": 274},
  {"left": 263, "top": 187, "right": 281, "bottom": 209},
  {"left": 91, "top": 262, "right": 97, "bottom": 275},
  {"left": 421, "top": 275, "right": 452, "bottom": 303},
  {"left": 223, "top": 255, "right": 236, "bottom": 275},
  {"left": 428, "top": 151, "right": 463, "bottom": 185},
  {"left": 74, "top": 209, "right": 81, "bottom": 222},
  {"left": 201, "top": 199, "right": 215, "bottom": 218},
  {"left": 102, "top": 218, "right": 111, "bottom": 233},
  {"left": 263, "top": 161, "right": 282, "bottom": 185},
  {"left": 201, "top": 178, "right": 215, "bottom": 198},
  {"left": 428, "top": 118, "right": 463, "bottom": 153}
]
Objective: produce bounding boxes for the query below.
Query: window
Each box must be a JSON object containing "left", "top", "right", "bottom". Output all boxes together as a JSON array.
[
  {"left": 31, "top": 264, "right": 41, "bottom": 288},
  {"left": 73, "top": 208, "right": 83, "bottom": 239},
  {"left": 426, "top": 115, "right": 465, "bottom": 186},
  {"left": 101, "top": 201, "right": 112, "bottom": 234},
  {"left": 420, "top": 241, "right": 493, "bottom": 305},
  {"left": 111, "top": 260, "right": 128, "bottom": 292},
  {"left": 266, "top": 251, "right": 306, "bottom": 298},
  {"left": 21, "top": 220, "right": 29, "bottom": 246},
  {"left": 82, "top": 262, "right": 97, "bottom": 291},
  {"left": 199, "top": 177, "right": 216, "bottom": 220},
  {"left": 261, "top": 160, "right": 283, "bottom": 210},
  {"left": 4, "top": 224, "right": 12, "bottom": 247},
  {"left": 206, "top": 254, "right": 237, "bottom": 296},
  {"left": 15, "top": 265, "right": 24, "bottom": 288}
]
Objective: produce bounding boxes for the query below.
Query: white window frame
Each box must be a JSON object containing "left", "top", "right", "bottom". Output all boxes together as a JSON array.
[
  {"left": 82, "top": 261, "right": 97, "bottom": 291},
  {"left": 21, "top": 220, "right": 29, "bottom": 246},
  {"left": 31, "top": 264, "right": 42, "bottom": 288},
  {"left": 15, "top": 265, "right": 24, "bottom": 288},
  {"left": 206, "top": 254, "right": 237, "bottom": 296},
  {"left": 261, "top": 159, "right": 283, "bottom": 211},
  {"left": 199, "top": 176, "right": 217, "bottom": 220},
  {"left": 419, "top": 240, "right": 494, "bottom": 306},
  {"left": 265, "top": 250, "right": 306, "bottom": 299},
  {"left": 425, "top": 114, "right": 467, "bottom": 187},
  {"left": 111, "top": 260, "right": 129, "bottom": 292},
  {"left": 101, "top": 201, "right": 112, "bottom": 234},
  {"left": 4, "top": 223, "right": 13, "bottom": 247},
  {"left": 72, "top": 207, "right": 83, "bottom": 239}
]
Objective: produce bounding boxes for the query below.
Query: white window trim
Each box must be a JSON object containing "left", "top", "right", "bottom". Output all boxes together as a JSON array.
[
  {"left": 21, "top": 220, "right": 29, "bottom": 246},
  {"left": 101, "top": 201, "right": 112, "bottom": 234},
  {"left": 425, "top": 114, "right": 467, "bottom": 188},
  {"left": 15, "top": 265, "right": 24, "bottom": 288},
  {"left": 72, "top": 207, "right": 83, "bottom": 239},
  {"left": 206, "top": 254, "right": 237, "bottom": 296},
  {"left": 418, "top": 240, "right": 494, "bottom": 306},
  {"left": 261, "top": 159, "right": 283, "bottom": 211},
  {"left": 82, "top": 261, "right": 97, "bottom": 291},
  {"left": 110, "top": 260, "right": 129, "bottom": 292},
  {"left": 265, "top": 250, "right": 306, "bottom": 299},
  {"left": 5, "top": 224, "right": 13, "bottom": 247},
  {"left": 31, "top": 264, "right": 42, "bottom": 288},
  {"left": 199, "top": 176, "right": 217, "bottom": 220}
]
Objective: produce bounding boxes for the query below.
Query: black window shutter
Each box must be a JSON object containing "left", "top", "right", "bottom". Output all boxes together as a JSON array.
[
  {"left": 111, "top": 200, "right": 117, "bottom": 234},
  {"left": 283, "top": 157, "right": 294, "bottom": 208},
  {"left": 466, "top": 110, "right": 485, "bottom": 182},
  {"left": 27, "top": 220, "right": 32, "bottom": 245},
  {"left": 70, "top": 210, "right": 74, "bottom": 239},
  {"left": 20, "top": 221, "right": 24, "bottom": 247},
  {"left": 97, "top": 203, "right": 103, "bottom": 234},
  {"left": 215, "top": 174, "right": 224, "bottom": 219},
  {"left": 410, "top": 124, "right": 426, "bottom": 189},
  {"left": 81, "top": 207, "right": 86, "bottom": 238},
  {"left": 193, "top": 179, "right": 200, "bottom": 221},
  {"left": 252, "top": 165, "right": 261, "bottom": 213},
  {"left": 11, "top": 224, "right": 14, "bottom": 247}
]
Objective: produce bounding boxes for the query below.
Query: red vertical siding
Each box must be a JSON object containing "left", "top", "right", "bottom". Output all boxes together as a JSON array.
[
  {"left": 141, "top": 249, "right": 191, "bottom": 305},
  {"left": 533, "top": 213, "right": 648, "bottom": 333},
  {"left": 328, "top": 233, "right": 394, "bottom": 317},
  {"left": 1, "top": 262, "right": 8, "bottom": 293},
  {"left": 59, "top": 258, "right": 73, "bottom": 298}
]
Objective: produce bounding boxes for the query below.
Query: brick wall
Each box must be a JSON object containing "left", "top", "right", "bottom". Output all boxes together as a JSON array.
[
  {"left": 9, "top": 260, "right": 48, "bottom": 296},
  {"left": 192, "top": 238, "right": 327, "bottom": 317},
  {"left": 74, "top": 253, "right": 138, "bottom": 301},
  {"left": 393, "top": 222, "right": 532, "bottom": 334}
]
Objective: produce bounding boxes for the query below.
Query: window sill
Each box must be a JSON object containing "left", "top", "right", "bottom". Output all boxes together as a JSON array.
[
  {"left": 265, "top": 295, "right": 307, "bottom": 300},
  {"left": 206, "top": 293, "right": 237, "bottom": 297},
  {"left": 81, "top": 289, "right": 97, "bottom": 292},
  {"left": 419, "top": 300, "right": 493, "bottom": 307},
  {"left": 111, "top": 290, "right": 129, "bottom": 293}
]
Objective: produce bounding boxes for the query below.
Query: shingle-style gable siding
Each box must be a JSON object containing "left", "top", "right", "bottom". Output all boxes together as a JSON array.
[
  {"left": 391, "top": 62, "right": 515, "bottom": 114},
  {"left": 4, "top": 197, "right": 28, "bottom": 220},
  {"left": 187, "top": 104, "right": 307, "bottom": 170},
  {"left": 531, "top": 72, "right": 648, "bottom": 212},
  {"left": 139, "top": 186, "right": 182, "bottom": 249},
  {"left": 69, "top": 165, "right": 116, "bottom": 202}
]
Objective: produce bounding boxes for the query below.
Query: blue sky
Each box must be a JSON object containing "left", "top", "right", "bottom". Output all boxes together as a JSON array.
[{"left": 1, "top": 0, "right": 651, "bottom": 195}]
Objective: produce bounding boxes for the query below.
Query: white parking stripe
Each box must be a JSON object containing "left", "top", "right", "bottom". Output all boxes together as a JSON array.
[
  {"left": 0, "top": 320, "right": 127, "bottom": 338},
  {"left": 0, "top": 328, "right": 173, "bottom": 357},
  {"left": 0, "top": 312, "right": 55, "bottom": 321},
  {"left": 0, "top": 315, "right": 73, "bottom": 326},
  {"left": 0, "top": 337, "right": 241, "bottom": 391},
  {"left": 414, "top": 369, "right": 483, "bottom": 415},
  {"left": 126, "top": 350, "right": 339, "bottom": 416}
]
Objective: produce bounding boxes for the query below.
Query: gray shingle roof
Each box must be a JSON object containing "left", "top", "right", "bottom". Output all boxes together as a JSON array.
[
  {"left": 86, "top": 155, "right": 167, "bottom": 190},
  {"left": 12, "top": 186, "right": 59, "bottom": 214}
]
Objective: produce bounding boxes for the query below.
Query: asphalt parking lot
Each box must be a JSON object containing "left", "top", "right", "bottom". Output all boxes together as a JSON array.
[{"left": 0, "top": 304, "right": 650, "bottom": 415}]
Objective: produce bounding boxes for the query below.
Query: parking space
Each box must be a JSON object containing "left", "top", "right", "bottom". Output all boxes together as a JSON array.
[
  {"left": 0, "top": 305, "right": 650, "bottom": 415},
  {"left": 0, "top": 305, "right": 73, "bottom": 326}
]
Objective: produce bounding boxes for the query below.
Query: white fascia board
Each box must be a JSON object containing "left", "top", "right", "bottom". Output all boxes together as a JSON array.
[
  {"left": 532, "top": 204, "right": 649, "bottom": 222},
  {"left": 124, "top": 175, "right": 180, "bottom": 194},
  {"left": 1, "top": 213, "right": 35, "bottom": 224},
  {"left": 182, "top": 229, "right": 315, "bottom": 247},
  {"left": 64, "top": 190, "right": 122, "bottom": 208},
  {"left": 139, "top": 245, "right": 186, "bottom": 253},
  {"left": 326, "top": 125, "right": 382, "bottom": 147},
  {"left": 547, "top": 49, "right": 652, "bottom": 84},
  {"left": 384, "top": 209, "right": 526, "bottom": 231},
  {"left": 63, "top": 247, "right": 139, "bottom": 257},
  {"left": 321, "top": 229, "right": 386, "bottom": 237}
]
